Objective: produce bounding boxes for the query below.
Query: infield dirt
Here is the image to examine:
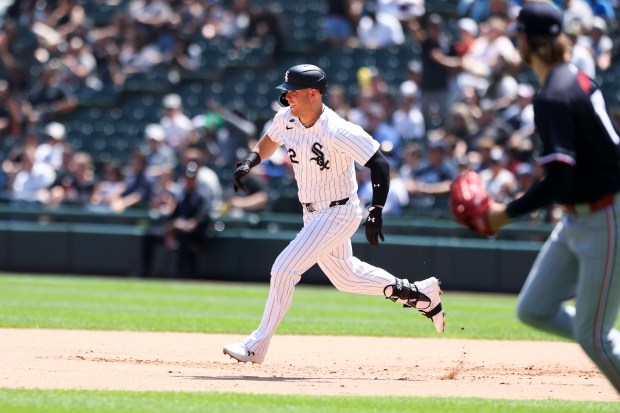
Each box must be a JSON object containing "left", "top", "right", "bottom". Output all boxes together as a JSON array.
[{"left": 1, "top": 328, "right": 618, "bottom": 401}]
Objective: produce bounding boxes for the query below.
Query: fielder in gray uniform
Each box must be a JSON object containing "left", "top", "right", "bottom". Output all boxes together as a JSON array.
[
  {"left": 488, "top": 3, "right": 620, "bottom": 393},
  {"left": 224, "top": 64, "right": 445, "bottom": 364}
]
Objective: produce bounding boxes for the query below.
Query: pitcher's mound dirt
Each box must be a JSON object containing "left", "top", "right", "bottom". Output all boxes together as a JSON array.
[{"left": 1, "top": 329, "right": 617, "bottom": 401}]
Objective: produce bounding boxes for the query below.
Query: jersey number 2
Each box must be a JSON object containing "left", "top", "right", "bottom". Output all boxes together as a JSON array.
[{"left": 288, "top": 149, "right": 299, "bottom": 164}]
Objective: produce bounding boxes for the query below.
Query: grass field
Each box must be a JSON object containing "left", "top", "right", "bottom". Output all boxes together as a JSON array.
[{"left": 0, "top": 273, "right": 617, "bottom": 413}]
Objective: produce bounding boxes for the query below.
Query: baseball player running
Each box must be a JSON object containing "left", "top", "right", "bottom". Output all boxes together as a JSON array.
[
  {"left": 483, "top": 3, "right": 620, "bottom": 393},
  {"left": 224, "top": 64, "right": 445, "bottom": 364}
]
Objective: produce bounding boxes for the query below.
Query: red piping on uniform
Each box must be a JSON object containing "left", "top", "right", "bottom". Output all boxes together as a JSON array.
[{"left": 594, "top": 206, "right": 620, "bottom": 384}]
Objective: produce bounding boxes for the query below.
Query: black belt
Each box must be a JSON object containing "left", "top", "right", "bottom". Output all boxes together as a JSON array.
[{"left": 303, "top": 197, "right": 349, "bottom": 212}]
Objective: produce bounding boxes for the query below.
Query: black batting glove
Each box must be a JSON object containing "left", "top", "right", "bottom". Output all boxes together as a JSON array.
[
  {"left": 364, "top": 206, "right": 384, "bottom": 247},
  {"left": 233, "top": 162, "right": 250, "bottom": 192}
]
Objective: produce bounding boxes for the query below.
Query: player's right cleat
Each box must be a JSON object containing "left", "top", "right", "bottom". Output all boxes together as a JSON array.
[
  {"left": 413, "top": 277, "right": 445, "bottom": 333},
  {"left": 384, "top": 276, "right": 445, "bottom": 333},
  {"left": 223, "top": 342, "right": 265, "bottom": 364}
]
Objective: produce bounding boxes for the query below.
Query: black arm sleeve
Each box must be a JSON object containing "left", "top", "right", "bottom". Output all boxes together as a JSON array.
[
  {"left": 506, "top": 162, "right": 574, "bottom": 218},
  {"left": 363, "top": 150, "right": 390, "bottom": 207}
]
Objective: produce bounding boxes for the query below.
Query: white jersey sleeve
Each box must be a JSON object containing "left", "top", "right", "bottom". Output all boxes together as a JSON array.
[
  {"left": 265, "top": 107, "right": 288, "bottom": 144},
  {"left": 331, "top": 119, "right": 380, "bottom": 165}
]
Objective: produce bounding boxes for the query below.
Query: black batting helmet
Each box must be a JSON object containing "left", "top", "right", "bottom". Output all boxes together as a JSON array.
[{"left": 276, "top": 64, "right": 327, "bottom": 95}]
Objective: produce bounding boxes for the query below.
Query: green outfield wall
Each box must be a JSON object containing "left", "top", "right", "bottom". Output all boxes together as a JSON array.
[{"left": 0, "top": 221, "right": 543, "bottom": 293}]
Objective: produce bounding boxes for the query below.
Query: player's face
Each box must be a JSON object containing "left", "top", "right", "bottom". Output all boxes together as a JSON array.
[{"left": 285, "top": 88, "right": 315, "bottom": 116}]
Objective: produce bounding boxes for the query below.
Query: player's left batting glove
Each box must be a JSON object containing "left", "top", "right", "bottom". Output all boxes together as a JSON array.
[
  {"left": 364, "top": 206, "right": 384, "bottom": 247},
  {"left": 233, "top": 162, "right": 250, "bottom": 192}
]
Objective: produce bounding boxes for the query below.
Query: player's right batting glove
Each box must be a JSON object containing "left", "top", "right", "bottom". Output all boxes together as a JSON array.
[
  {"left": 364, "top": 206, "right": 384, "bottom": 247},
  {"left": 233, "top": 162, "right": 250, "bottom": 192}
]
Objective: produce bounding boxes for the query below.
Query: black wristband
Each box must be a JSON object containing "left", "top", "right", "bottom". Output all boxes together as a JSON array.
[{"left": 244, "top": 151, "right": 261, "bottom": 169}]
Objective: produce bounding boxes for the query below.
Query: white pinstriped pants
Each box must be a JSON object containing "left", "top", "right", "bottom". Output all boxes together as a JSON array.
[{"left": 242, "top": 196, "right": 397, "bottom": 356}]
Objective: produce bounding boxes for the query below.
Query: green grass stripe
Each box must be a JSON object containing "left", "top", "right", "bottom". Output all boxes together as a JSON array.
[
  {"left": 0, "top": 273, "right": 564, "bottom": 340},
  {"left": 0, "top": 389, "right": 616, "bottom": 413}
]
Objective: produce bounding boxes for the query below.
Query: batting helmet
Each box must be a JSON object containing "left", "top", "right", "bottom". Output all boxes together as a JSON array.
[{"left": 276, "top": 64, "right": 327, "bottom": 95}]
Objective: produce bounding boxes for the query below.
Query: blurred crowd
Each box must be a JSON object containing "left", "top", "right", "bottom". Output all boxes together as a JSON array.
[{"left": 0, "top": 0, "right": 619, "bottom": 228}]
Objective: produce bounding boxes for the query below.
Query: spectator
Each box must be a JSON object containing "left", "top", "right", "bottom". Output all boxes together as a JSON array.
[
  {"left": 457, "top": 0, "right": 510, "bottom": 22},
  {"left": 0, "top": 79, "right": 22, "bottom": 139},
  {"left": 460, "top": 16, "right": 521, "bottom": 97},
  {"left": 159, "top": 93, "right": 194, "bottom": 153},
  {"left": 119, "top": 24, "right": 163, "bottom": 74},
  {"left": 109, "top": 150, "right": 153, "bottom": 213},
  {"left": 206, "top": 99, "right": 256, "bottom": 167},
  {"left": 323, "top": 0, "right": 357, "bottom": 47},
  {"left": 347, "top": 87, "right": 374, "bottom": 130},
  {"left": 399, "top": 141, "right": 423, "bottom": 178},
  {"left": 89, "top": 161, "right": 126, "bottom": 209},
  {"left": 141, "top": 161, "right": 211, "bottom": 278},
  {"left": 453, "top": 17, "right": 479, "bottom": 57},
  {"left": 587, "top": 16, "right": 613, "bottom": 71},
  {"left": 364, "top": 103, "right": 401, "bottom": 161},
  {"left": 96, "top": 40, "right": 128, "bottom": 87},
  {"left": 392, "top": 80, "right": 425, "bottom": 142},
  {"left": 128, "top": 0, "right": 175, "bottom": 29},
  {"left": 24, "top": 61, "right": 78, "bottom": 125},
  {"left": 0, "top": 18, "right": 39, "bottom": 95},
  {"left": 589, "top": 0, "right": 616, "bottom": 20},
  {"left": 34, "top": 122, "right": 67, "bottom": 172},
  {"left": 405, "top": 59, "right": 423, "bottom": 87},
  {"left": 445, "top": 102, "right": 479, "bottom": 148},
  {"left": 412, "top": 13, "right": 452, "bottom": 127},
  {"left": 45, "top": 0, "right": 88, "bottom": 40},
  {"left": 239, "top": 4, "right": 285, "bottom": 62},
  {"left": 479, "top": 145, "right": 517, "bottom": 202},
  {"left": 142, "top": 123, "right": 177, "bottom": 179},
  {"left": 181, "top": 146, "right": 223, "bottom": 217},
  {"left": 484, "top": 56, "right": 519, "bottom": 111},
  {"left": 378, "top": 0, "right": 425, "bottom": 22},
  {"left": 563, "top": 0, "right": 594, "bottom": 33},
  {"left": 504, "top": 83, "right": 535, "bottom": 147},
  {"left": 327, "top": 84, "right": 352, "bottom": 120},
  {"left": 48, "top": 151, "right": 96, "bottom": 207},
  {"left": 513, "top": 161, "right": 535, "bottom": 197},
  {"left": 172, "top": 0, "right": 209, "bottom": 40},
  {"left": 149, "top": 165, "right": 181, "bottom": 216},
  {"left": 357, "top": 1, "right": 405, "bottom": 49},
  {"left": 166, "top": 37, "right": 201, "bottom": 73},
  {"left": 10, "top": 148, "right": 56, "bottom": 204},
  {"left": 191, "top": 109, "right": 226, "bottom": 162},
  {"left": 58, "top": 35, "right": 100, "bottom": 91},
  {"left": 566, "top": 19, "right": 596, "bottom": 78},
  {"left": 215, "top": 0, "right": 253, "bottom": 39},
  {"left": 470, "top": 98, "right": 515, "bottom": 147},
  {"left": 406, "top": 139, "right": 458, "bottom": 210}
]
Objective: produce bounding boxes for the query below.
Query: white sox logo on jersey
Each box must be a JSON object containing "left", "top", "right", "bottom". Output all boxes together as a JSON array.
[{"left": 310, "top": 142, "right": 330, "bottom": 170}]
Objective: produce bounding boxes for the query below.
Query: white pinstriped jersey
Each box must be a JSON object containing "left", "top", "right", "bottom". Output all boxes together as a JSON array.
[{"left": 267, "top": 104, "right": 380, "bottom": 204}]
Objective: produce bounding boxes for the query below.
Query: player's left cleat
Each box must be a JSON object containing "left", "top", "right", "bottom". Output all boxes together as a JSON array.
[
  {"left": 413, "top": 277, "right": 445, "bottom": 333},
  {"left": 384, "top": 276, "right": 445, "bottom": 333},
  {"left": 223, "top": 342, "right": 265, "bottom": 364}
]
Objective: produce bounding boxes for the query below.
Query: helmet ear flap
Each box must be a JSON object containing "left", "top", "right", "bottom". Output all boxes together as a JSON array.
[{"left": 278, "top": 91, "right": 289, "bottom": 107}]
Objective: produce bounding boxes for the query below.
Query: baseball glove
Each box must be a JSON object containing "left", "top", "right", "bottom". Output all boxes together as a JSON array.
[{"left": 449, "top": 169, "right": 496, "bottom": 236}]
